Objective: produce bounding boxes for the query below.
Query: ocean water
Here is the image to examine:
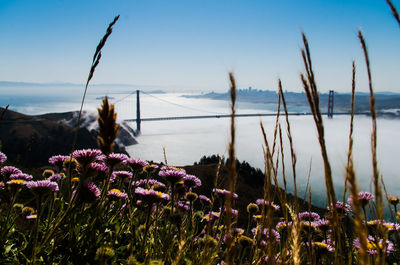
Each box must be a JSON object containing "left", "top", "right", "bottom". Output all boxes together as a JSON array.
[{"left": 4, "top": 90, "right": 400, "bottom": 209}]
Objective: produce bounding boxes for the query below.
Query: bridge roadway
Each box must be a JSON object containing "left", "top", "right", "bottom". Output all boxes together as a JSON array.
[{"left": 124, "top": 112, "right": 357, "bottom": 122}]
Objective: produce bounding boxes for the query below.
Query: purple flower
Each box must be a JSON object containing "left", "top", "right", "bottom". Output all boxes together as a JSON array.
[
  {"left": 388, "top": 195, "right": 400, "bottom": 206},
  {"left": 327, "top": 201, "right": 351, "bottom": 214},
  {"left": 348, "top": 192, "right": 374, "bottom": 207},
  {"left": 89, "top": 162, "right": 108, "bottom": 172},
  {"left": 48, "top": 155, "right": 70, "bottom": 169},
  {"left": 26, "top": 180, "right": 59, "bottom": 196},
  {"left": 1, "top": 166, "right": 22, "bottom": 179},
  {"left": 224, "top": 207, "right": 238, "bottom": 216},
  {"left": 159, "top": 169, "right": 186, "bottom": 185},
  {"left": 256, "top": 199, "right": 280, "bottom": 212},
  {"left": 125, "top": 158, "right": 149, "bottom": 171},
  {"left": 110, "top": 171, "right": 133, "bottom": 183},
  {"left": 107, "top": 189, "right": 128, "bottom": 200},
  {"left": 105, "top": 153, "right": 129, "bottom": 167},
  {"left": 78, "top": 181, "right": 101, "bottom": 203},
  {"left": 135, "top": 187, "right": 170, "bottom": 204},
  {"left": 183, "top": 175, "right": 202, "bottom": 189},
  {"left": 199, "top": 195, "right": 211, "bottom": 204},
  {"left": 213, "top": 188, "right": 238, "bottom": 200},
  {"left": 252, "top": 228, "right": 280, "bottom": 242},
  {"left": 49, "top": 173, "right": 62, "bottom": 182},
  {"left": 276, "top": 221, "right": 292, "bottom": 231},
  {"left": 354, "top": 236, "right": 394, "bottom": 255},
  {"left": 143, "top": 164, "right": 159, "bottom": 173},
  {"left": 298, "top": 211, "right": 320, "bottom": 222},
  {"left": 72, "top": 149, "right": 103, "bottom": 167},
  {"left": 26, "top": 214, "right": 37, "bottom": 220},
  {"left": 134, "top": 178, "right": 166, "bottom": 189},
  {"left": 383, "top": 222, "right": 400, "bottom": 232},
  {"left": 7, "top": 179, "right": 25, "bottom": 187},
  {"left": 176, "top": 200, "right": 190, "bottom": 211},
  {"left": 314, "top": 219, "right": 330, "bottom": 231},
  {"left": 0, "top": 152, "right": 7, "bottom": 164},
  {"left": 9, "top": 173, "right": 33, "bottom": 181},
  {"left": 312, "top": 241, "right": 335, "bottom": 253},
  {"left": 202, "top": 211, "right": 220, "bottom": 222}
]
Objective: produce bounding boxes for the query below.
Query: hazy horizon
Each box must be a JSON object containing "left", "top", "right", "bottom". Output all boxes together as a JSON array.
[{"left": 1, "top": 1, "right": 400, "bottom": 94}]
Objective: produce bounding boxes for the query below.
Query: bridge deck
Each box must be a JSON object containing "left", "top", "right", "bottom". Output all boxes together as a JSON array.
[{"left": 124, "top": 112, "right": 360, "bottom": 122}]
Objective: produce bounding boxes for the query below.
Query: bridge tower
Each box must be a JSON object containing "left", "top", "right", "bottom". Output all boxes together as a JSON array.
[
  {"left": 136, "top": 90, "right": 141, "bottom": 134},
  {"left": 327, "top": 90, "right": 334, "bottom": 118}
]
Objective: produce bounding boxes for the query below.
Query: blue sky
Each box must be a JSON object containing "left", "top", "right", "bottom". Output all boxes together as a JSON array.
[{"left": 0, "top": 0, "right": 399, "bottom": 93}]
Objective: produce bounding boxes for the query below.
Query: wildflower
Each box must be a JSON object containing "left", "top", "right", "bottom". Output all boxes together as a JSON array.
[
  {"left": 247, "top": 203, "right": 259, "bottom": 215},
  {"left": 383, "top": 222, "right": 400, "bottom": 232},
  {"left": 354, "top": 236, "right": 394, "bottom": 255},
  {"left": 176, "top": 200, "right": 190, "bottom": 211},
  {"left": 124, "top": 158, "right": 149, "bottom": 171},
  {"left": 49, "top": 155, "right": 70, "bottom": 168},
  {"left": 134, "top": 178, "right": 165, "bottom": 189},
  {"left": 202, "top": 211, "right": 220, "bottom": 222},
  {"left": 312, "top": 241, "right": 335, "bottom": 253},
  {"left": 7, "top": 179, "right": 25, "bottom": 189},
  {"left": 276, "top": 221, "right": 292, "bottom": 231},
  {"left": 1, "top": 166, "right": 22, "bottom": 179},
  {"left": 26, "top": 214, "right": 37, "bottom": 220},
  {"left": 252, "top": 228, "right": 280, "bottom": 242},
  {"left": 72, "top": 149, "right": 103, "bottom": 167},
  {"left": 348, "top": 192, "right": 374, "bottom": 207},
  {"left": 78, "top": 181, "right": 101, "bottom": 203},
  {"left": 109, "top": 171, "right": 130, "bottom": 183},
  {"left": 63, "top": 158, "right": 78, "bottom": 171},
  {"left": 22, "top": 206, "right": 35, "bottom": 216},
  {"left": 104, "top": 153, "right": 128, "bottom": 167},
  {"left": 26, "top": 180, "right": 59, "bottom": 197},
  {"left": 135, "top": 187, "right": 170, "bottom": 204},
  {"left": 238, "top": 235, "right": 254, "bottom": 248},
  {"left": 224, "top": 207, "right": 238, "bottom": 217},
  {"left": 213, "top": 188, "right": 238, "bottom": 199},
  {"left": 9, "top": 173, "right": 33, "bottom": 181},
  {"left": 388, "top": 195, "right": 400, "bottom": 206},
  {"left": 298, "top": 211, "right": 320, "bottom": 222},
  {"left": 159, "top": 168, "right": 186, "bottom": 185},
  {"left": 186, "top": 192, "right": 198, "bottom": 202},
  {"left": 49, "top": 173, "right": 62, "bottom": 182},
  {"left": 71, "top": 177, "right": 79, "bottom": 183},
  {"left": 397, "top": 211, "right": 400, "bottom": 220},
  {"left": 183, "top": 174, "right": 202, "bottom": 189},
  {"left": 256, "top": 199, "right": 280, "bottom": 211},
  {"left": 199, "top": 195, "right": 211, "bottom": 205},
  {"left": 314, "top": 219, "right": 330, "bottom": 231},
  {"left": 42, "top": 169, "right": 54, "bottom": 178},
  {"left": 327, "top": 201, "right": 351, "bottom": 215},
  {"left": 107, "top": 188, "right": 128, "bottom": 200},
  {"left": 143, "top": 164, "right": 159, "bottom": 173},
  {"left": 0, "top": 152, "right": 7, "bottom": 164}
]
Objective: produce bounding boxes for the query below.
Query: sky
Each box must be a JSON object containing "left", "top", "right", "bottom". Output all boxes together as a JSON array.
[{"left": 0, "top": 0, "right": 400, "bottom": 93}]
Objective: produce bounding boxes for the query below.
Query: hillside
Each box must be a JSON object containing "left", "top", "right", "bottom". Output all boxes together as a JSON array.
[{"left": 0, "top": 108, "right": 136, "bottom": 167}]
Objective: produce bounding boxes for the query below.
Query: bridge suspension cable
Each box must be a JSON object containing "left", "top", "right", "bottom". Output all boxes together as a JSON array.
[{"left": 114, "top": 90, "right": 229, "bottom": 115}]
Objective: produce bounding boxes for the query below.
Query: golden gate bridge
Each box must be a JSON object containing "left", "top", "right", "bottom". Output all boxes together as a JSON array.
[{"left": 113, "top": 90, "right": 338, "bottom": 135}]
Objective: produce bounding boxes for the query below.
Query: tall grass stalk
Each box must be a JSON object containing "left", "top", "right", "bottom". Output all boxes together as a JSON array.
[
  {"left": 343, "top": 61, "right": 369, "bottom": 264},
  {"left": 278, "top": 80, "right": 298, "bottom": 210},
  {"left": 70, "top": 15, "right": 119, "bottom": 154},
  {"left": 358, "top": 30, "right": 383, "bottom": 224},
  {"left": 224, "top": 72, "right": 237, "bottom": 264},
  {"left": 386, "top": 0, "right": 400, "bottom": 28},
  {"left": 300, "top": 32, "right": 343, "bottom": 263}
]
